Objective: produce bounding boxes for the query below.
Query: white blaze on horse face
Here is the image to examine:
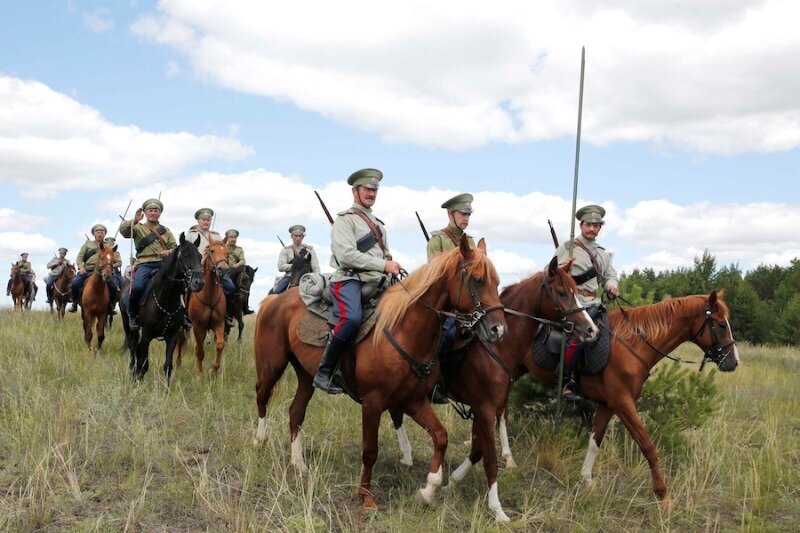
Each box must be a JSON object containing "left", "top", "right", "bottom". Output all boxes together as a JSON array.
[
  {"left": 581, "top": 431, "right": 600, "bottom": 481},
  {"left": 575, "top": 295, "right": 598, "bottom": 341},
  {"left": 488, "top": 482, "right": 510, "bottom": 522},
  {"left": 418, "top": 465, "right": 443, "bottom": 504},
  {"left": 395, "top": 425, "right": 413, "bottom": 466},
  {"left": 726, "top": 318, "right": 741, "bottom": 364}
]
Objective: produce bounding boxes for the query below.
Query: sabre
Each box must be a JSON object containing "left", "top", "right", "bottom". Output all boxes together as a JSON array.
[
  {"left": 415, "top": 211, "right": 430, "bottom": 242},
  {"left": 113, "top": 199, "right": 133, "bottom": 240},
  {"left": 558, "top": 47, "right": 586, "bottom": 411}
]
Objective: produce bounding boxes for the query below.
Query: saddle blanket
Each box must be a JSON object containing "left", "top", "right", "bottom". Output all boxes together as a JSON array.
[
  {"left": 296, "top": 309, "right": 379, "bottom": 347},
  {"left": 532, "top": 312, "right": 611, "bottom": 376}
]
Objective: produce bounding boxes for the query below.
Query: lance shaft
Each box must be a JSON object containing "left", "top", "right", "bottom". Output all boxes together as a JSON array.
[
  {"left": 415, "top": 211, "right": 430, "bottom": 242},
  {"left": 113, "top": 199, "right": 133, "bottom": 240}
]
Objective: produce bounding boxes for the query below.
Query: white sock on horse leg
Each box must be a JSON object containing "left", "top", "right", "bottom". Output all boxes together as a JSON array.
[
  {"left": 488, "top": 482, "right": 510, "bottom": 522},
  {"left": 291, "top": 431, "right": 307, "bottom": 473},
  {"left": 253, "top": 417, "right": 268, "bottom": 446},
  {"left": 581, "top": 432, "right": 599, "bottom": 481},
  {"left": 450, "top": 458, "right": 474, "bottom": 483},
  {"left": 498, "top": 414, "right": 516, "bottom": 468},
  {"left": 418, "top": 465, "right": 443, "bottom": 504},
  {"left": 396, "top": 425, "right": 413, "bottom": 466}
]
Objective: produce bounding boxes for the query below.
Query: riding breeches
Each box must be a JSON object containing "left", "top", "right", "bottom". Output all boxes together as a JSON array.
[
  {"left": 268, "top": 275, "right": 291, "bottom": 295},
  {"left": 70, "top": 271, "right": 121, "bottom": 301},
  {"left": 331, "top": 279, "right": 363, "bottom": 341}
]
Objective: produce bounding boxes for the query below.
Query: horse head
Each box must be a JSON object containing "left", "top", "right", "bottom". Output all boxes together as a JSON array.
[
  {"left": 204, "top": 239, "right": 229, "bottom": 280},
  {"left": 178, "top": 232, "right": 205, "bottom": 293},
  {"left": 542, "top": 257, "right": 598, "bottom": 342},
  {"left": 289, "top": 251, "right": 313, "bottom": 287},
  {"left": 449, "top": 235, "right": 506, "bottom": 343},
  {"left": 692, "top": 290, "right": 739, "bottom": 372},
  {"left": 95, "top": 243, "right": 115, "bottom": 282}
]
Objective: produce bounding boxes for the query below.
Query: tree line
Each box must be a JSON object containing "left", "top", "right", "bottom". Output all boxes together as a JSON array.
[{"left": 618, "top": 251, "right": 800, "bottom": 345}]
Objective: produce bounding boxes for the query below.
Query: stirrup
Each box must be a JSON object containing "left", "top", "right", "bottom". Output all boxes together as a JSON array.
[
  {"left": 562, "top": 380, "right": 581, "bottom": 402},
  {"left": 313, "top": 372, "right": 344, "bottom": 395}
]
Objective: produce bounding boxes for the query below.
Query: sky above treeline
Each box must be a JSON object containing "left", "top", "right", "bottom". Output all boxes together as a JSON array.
[{"left": 2, "top": 1, "right": 799, "bottom": 304}]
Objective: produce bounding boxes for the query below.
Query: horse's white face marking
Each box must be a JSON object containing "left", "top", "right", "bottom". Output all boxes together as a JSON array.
[{"left": 726, "top": 318, "right": 741, "bottom": 363}]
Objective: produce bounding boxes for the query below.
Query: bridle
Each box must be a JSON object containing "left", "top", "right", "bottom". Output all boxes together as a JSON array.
[
  {"left": 204, "top": 244, "right": 229, "bottom": 280},
  {"left": 693, "top": 303, "right": 737, "bottom": 370},
  {"left": 503, "top": 271, "right": 586, "bottom": 334},
  {"left": 445, "top": 259, "right": 504, "bottom": 331},
  {"left": 164, "top": 246, "right": 203, "bottom": 292}
]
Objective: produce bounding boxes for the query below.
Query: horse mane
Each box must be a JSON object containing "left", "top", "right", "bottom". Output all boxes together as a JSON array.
[
  {"left": 610, "top": 293, "right": 729, "bottom": 342},
  {"left": 373, "top": 246, "right": 496, "bottom": 343},
  {"left": 152, "top": 243, "right": 181, "bottom": 285}
]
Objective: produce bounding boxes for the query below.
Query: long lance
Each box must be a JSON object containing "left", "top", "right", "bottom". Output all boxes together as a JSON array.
[
  {"left": 113, "top": 199, "right": 133, "bottom": 240},
  {"left": 277, "top": 235, "right": 286, "bottom": 247},
  {"left": 415, "top": 211, "right": 430, "bottom": 242},
  {"left": 558, "top": 47, "right": 586, "bottom": 412},
  {"left": 314, "top": 190, "right": 334, "bottom": 225}
]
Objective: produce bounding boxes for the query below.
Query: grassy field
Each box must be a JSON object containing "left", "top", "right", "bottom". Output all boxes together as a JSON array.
[{"left": 0, "top": 308, "right": 798, "bottom": 531}]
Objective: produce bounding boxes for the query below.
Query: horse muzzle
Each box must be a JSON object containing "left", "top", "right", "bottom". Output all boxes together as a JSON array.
[
  {"left": 474, "top": 314, "right": 506, "bottom": 343},
  {"left": 189, "top": 278, "right": 205, "bottom": 292}
]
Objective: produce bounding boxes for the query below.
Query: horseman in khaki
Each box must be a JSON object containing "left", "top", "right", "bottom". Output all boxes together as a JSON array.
[
  {"left": 555, "top": 204, "right": 620, "bottom": 400},
  {"left": 103, "top": 237, "right": 124, "bottom": 315},
  {"left": 426, "top": 193, "right": 476, "bottom": 260},
  {"left": 224, "top": 229, "right": 255, "bottom": 315},
  {"left": 69, "top": 225, "right": 120, "bottom": 313},
  {"left": 119, "top": 198, "right": 178, "bottom": 331},
  {"left": 313, "top": 168, "right": 402, "bottom": 394},
  {"left": 45, "top": 247, "right": 72, "bottom": 304},
  {"left": 269, "top": 225, "right": 320, "bottom": 295},
  {"left": 7, "top": 252, "right": 36, "bottom": 300}
]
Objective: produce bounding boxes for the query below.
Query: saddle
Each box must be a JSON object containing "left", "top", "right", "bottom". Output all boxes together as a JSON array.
[{"left": 532, "top": 307, "right": 611, "bottom": 376}]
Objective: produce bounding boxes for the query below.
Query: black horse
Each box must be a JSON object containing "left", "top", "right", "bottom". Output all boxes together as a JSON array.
[
  {"left": 120, "top": 233, "right": 204, "bottom": 383},
  {"left": 288, "top": 252, "right": 313, "bottom": 287},
  {"left": 225, "top": 264, "right": 258, "bottom": 343}
]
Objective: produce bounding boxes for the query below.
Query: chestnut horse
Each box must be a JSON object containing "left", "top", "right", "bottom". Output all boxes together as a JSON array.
[
  {"left": 511, "top": 290, "right": 739, "bottom": 508},
  {"left": 80, "top": 243, "right": 116, "bottom": 354},
  {"left": 253, "top": 237, "right": 507, "bottom": 510},
  {"left": 390, "top": 257, "right": 599, "bottom": 521},
  {"left": 51, "top": 264, "right": 76, "bottom": 319},
  {"left": 177, "top": 238, "right": 229, "bottom": 377},
  {"left": 9, "top": 265, "right": 29, "bottom": 311}
]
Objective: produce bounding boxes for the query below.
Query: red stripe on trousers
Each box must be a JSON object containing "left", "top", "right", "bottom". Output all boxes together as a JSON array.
[{"left": 332, "top": 281, "right": 348, "bottom": 336}]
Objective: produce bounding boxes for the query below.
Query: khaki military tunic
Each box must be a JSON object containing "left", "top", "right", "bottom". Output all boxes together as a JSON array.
[
  {"left": 186, "top": 226, "right": 222, "bottom": 257},
  {"left": 555, "top": 235, "right": 619, "bottom": 307},
  {"left": 426, "top": 224, "right": 475, "bottom": 261},
  {"left": 76, "top": 240, "right": 104, "bottom": 270},
  {"left": 118, "top": 220, "right": 177, "bottom": 264},
  {"left": 14, "top": 260, "right": 32, "bottom": 272},
  {"left": 278, "top": 244, "right": 321, "bottom": 274},
  {"left": 226, "top": 245, "right": 246, "bottom": 269},
  {"left": 47, "top": 257, "right": 72, "bottom": 274},
  {"left": 330, "top": 204, "right": 390, "bottom": 284}
]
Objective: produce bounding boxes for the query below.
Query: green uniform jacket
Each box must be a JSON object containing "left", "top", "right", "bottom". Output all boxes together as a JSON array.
[
  {"left": 278, "top": 244, "right": 321, "bottom": 275},
  {"left": 118, "top": 219, "right": 177, "bottom": 264},
  {"left": 330, "top": 204, "right": 390, "bottom": 284},
  {"left": 555, "top": 235, "right": 619, "bottom": 307},
  {"left": 186, "top": 226, "right": 222, "bottom": 257},
  {"left": 426, "top": 225, "right": 475, "bottom": 261},
  {"left": 46, "top": 257, "right": 72, "bottom": 273},
  {"left": 111, "top": 250, "right": 123, "bottom": 270},
  {"left": 14, "top": 260, "right": 32, "bottom": 272},
  {"left": 226, "top": 245, "right": 246, "bottom": 268},
  {"left": 76, "top": 240, "right": 104, "bottom": 270}
]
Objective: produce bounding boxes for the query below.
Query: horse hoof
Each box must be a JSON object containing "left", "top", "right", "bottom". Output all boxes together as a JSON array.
[
  {"left": 495, "top": 510, "right": 511, "bottom": 523},
  {"left": 417, "top": 487, "right": 436, "bottom": 506},
  {"left": 504, "top": 456, "right": 517, "bottom": 469},
  {"left": 661, "top": 496, "right": 673, "bottom": 512},
  {"left": 362, "top": 495, "right": 378, "bottom": 511},
  {"left": 399, "top": 456, "right": 413, "bottom": 467}
]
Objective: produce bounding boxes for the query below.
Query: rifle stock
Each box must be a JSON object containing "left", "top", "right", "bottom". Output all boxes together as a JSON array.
[
  {"left": 415, "top": 211, "right": 430, "bottom": 242},
  {"left": 314, "top": 191, "right": 334, "bottom": 225}
]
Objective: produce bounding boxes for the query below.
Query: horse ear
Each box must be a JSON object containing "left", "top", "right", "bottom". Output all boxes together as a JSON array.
[
  {"left": 192, "top": 234, "right": 201, "bottom": 248},
  {"left": 559, "top": 258, "right": 574, "bottom": 273},
  {"left": 179, "top": 232, "right": 186, "bottom": 245},
  {"left": 548, "top": 255, "right": 558, "bottom": 276},
  {"left": 222, "top": 235, "right": 228, "bottom": 245},
  {"left": 459, "top": 234, "right": 474, "bottom": 259},
  {"left": 708, "top": 290, "right": 718, "bottom": 310},
  {"left": 113, "top": 244, "right": 118, "bottom": 252},
  {"left": 252, "top": 267, "right": 258, "bottom": 273},
  {"left": 477, "top": 238, "right": 486, "bottom": 253}
]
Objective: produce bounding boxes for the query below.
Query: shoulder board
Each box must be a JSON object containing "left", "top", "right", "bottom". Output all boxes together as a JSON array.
[
  {"left": 430, "top": 230, "right": 445, "bottom": 236},
  {"left": 337, "top": 209, "right": 355, "bottom": 216}
]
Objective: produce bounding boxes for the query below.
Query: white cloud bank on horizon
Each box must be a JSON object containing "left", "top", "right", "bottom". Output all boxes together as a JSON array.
[
  {"left": 133, "top": 0, "right": 800, "bottom": 154},
  {"left": 0, "top": 76, "right": 253, "bottom": 198}
]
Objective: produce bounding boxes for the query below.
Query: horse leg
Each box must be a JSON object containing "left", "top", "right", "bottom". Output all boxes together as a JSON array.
[
  {"left": 474, "top": 406, "right": 510, "bottom": 522},
  {"left": 96, "top": 312, "right": 107, "bottom": 352},
  {"left": 254, "top": 353, "right": 291, "bottom": 446},
  {"left": 581, "top": 403, "right": 613, "bottom": 485},
  {"left": 237, "top": 315, "right": 244, "bottom": 344},
  {"left": 359, "top": 400, "right": 383, "bottom": 510},
  {"left": 135, "top": 335, "right": 151, "bottom": 380},
  {"left": 612, "top": 398, "right": 670, "bottom": 506},
  {"left": 175, "top": 330, "right": 186, "bottom": 367},
  {"left": 497, "top": 401, "right": 516, "bottom": 468},
  {"left": 390, "top": 408, "right": 413, "bottom": 466},
  {"left": 450, "top": 421, "right": 482, "bottom": 486},
  {"left": 288, "top": 369, "right": 315, "bottom": 473},
  {"left": 211, "top": 323, "right": 225, "bottom": 376},
  {"left": 193, "top": 327, "right": 208, "bottom": 379},
  {"left": 81, "top": 309, "right": 94, "bottom": 355},
  {"left": 405, "top": 401, "right": 448, "bottom": 506},
  {"left": 164, "top": 335, "right": 178, "bottom": 385}
]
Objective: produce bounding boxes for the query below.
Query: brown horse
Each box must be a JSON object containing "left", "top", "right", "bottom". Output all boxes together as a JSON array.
[
  {"left": 391, "top": 257, "right": 599, "bottom": 521},
  {"left": 177, "top": 238, "right": 229, "bottom": 378},
  {"left": 9, "top": 264, "right": 30, "bottom": 311},
  {"left": 253, "top": 237, "right": 507, "bottom": 510},
  {"left": 513, "top": 290, "right": 739, "bottom": 508},
  {"left": 51, "top": 264, "right": 76, "bottom": 319},
  {"left": 80, "top": 244, "right": 116, "bottom": 355}
]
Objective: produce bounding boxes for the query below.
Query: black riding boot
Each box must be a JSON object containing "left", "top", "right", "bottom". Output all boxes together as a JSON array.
[
  {"left": 69, "top": 301, "right": 79, "bottom": 313},
  {"left": 225, "top": 297, "right": 235, "bottom": 327},
  {"left": 46, "top": 286, "right": 53, "bottom": 304},
  {"left": 312, "top": 333, "right": 346, "bottom": 395},
  {"left": 128, "top": 302, "right": 140, "bottom": 331}
]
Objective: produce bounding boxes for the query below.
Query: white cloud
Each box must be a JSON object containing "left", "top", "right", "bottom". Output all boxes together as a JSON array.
[
  {"left": 132, "top": 0, "right": 800, "bottom": 154},
  {"left": 0, "top": 208, "right": 47, "bottom": 230},
  {"left": 83, "top": 8, "right": 115, "bottom": 33},
  {"left": 0, "top": 76, "right": 253, "bottom": 198},
  {"left": 0, "top": 232, "right": 57, "bottom": 262}
]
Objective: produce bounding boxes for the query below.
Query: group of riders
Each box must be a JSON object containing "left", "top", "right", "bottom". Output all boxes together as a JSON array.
[
  {"left": 7, "top": 198, "right": 255, "bottom": 331},
  {"left": 7, "top": 167, "right": 618, "bottom": 401}
]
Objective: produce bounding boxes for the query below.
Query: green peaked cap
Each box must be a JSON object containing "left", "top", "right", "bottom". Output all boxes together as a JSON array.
[
  {"left": 441, "top": 193, "right": 474, "bottom": 213},
  {"left": 289, "top": 225, "right": 306, "bottom": 235},
  {"left": 575, "top": 204, "right": 606, "bottom": 224},
  {"left": 142, "top": 198, "right": 163, "bottom": 211},
  {"left": 347, "top": 168, "right": 383, "bottom": 189},
  {"left": 194, "top": 207, "right": 214, "bottom": 220}
]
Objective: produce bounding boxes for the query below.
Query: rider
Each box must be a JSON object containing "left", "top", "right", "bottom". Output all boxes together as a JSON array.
[
  {"left": 186, "top": 207, "right": 236, "bottom": 326},
  {"left": 269, "top": 225, "right": 321, "bottom": 295},
  {"left": 69, "top": 225, "right": 120, "bottom": 313},
  {"left": 103, "top": 237, "right": 124, "bottom": 316},
  {"left": 425, "top": 193, "right": 476, "bottom": 403},
  {"left": 7, "top": 252, "right": 36, "bottom": 300},
  {"left": 312, "top": 168, "right": 402, "bottom": 394},
  {"left": 45, "top": 247, "right": 72, "bottom": 304},
  {"left": 119, "top": 198, "right": 178, "bottom": 331},
  {"left": 555, "top": 204, "right": 620, "bottom": 400},
  {"left": 224, "top": 229, "right": 255, "bottom": 315}
]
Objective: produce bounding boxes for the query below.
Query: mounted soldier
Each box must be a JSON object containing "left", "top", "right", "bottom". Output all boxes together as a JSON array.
[
  {"left": 312, "top": 168, "right": 402, "bottom": 394},
  {"left": 269, "top": 224, "right": 321, "bottom": 295},
  {"left": 7, "top": 252, "right": 36, "bottom": 300},
  {"left": 425, "top": 193, "right": 477, "bottom": 403},
  {"left": 554, "top": 204, "right": 620, "bottom": 400},
  {"left": 224, "top": 228, "right": 255, "bottom": 315},
  {"left": 69, "top": 225, "right": 120, "bottom": 313},
  {"left": 45, "top": 248, "right": 72, "bottom": 304},
  {"left": 119, "top": 198, "right": 178, "bottom": 331},
  {"left": 186, "top": 208, "right": 236, "bottom": 326},
  {"left": 103, "top": 237, "right": 124, "bottom": 316}
]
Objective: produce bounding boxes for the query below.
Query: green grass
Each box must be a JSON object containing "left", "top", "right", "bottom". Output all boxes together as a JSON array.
[{"left": 0, "top": 309, "right": 798, "bottom": 531}]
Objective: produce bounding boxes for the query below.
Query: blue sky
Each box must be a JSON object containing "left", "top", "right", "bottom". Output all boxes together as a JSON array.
[{"left": 2, "top": 1, "right": 799, "bottom": 306}]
